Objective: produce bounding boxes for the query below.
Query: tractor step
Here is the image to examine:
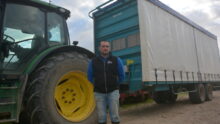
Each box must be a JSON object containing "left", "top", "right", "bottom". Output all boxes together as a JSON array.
[
  {"left": 0, "top": 103, "right": 17, "bottom": 121},
  {"left": 0, "top": 81, "right": 19, "bottom": 122},
  {"left": 0, "top": 87, "right": 18, "bottom": 89},
  {"left": 0, "top": 81, "right": 19, "bottom": 98},
  {"left": 0, "top": 112, "right": 11, "bottom": 119},
  {"left": 0, "top": 74, "right": 25, "bottom": 123},
  {"left": 0, "top": 101, "right": 16, "bottom": 105},
  {"left": 0, "top": 118, "right": 16, "bottom": 123}
]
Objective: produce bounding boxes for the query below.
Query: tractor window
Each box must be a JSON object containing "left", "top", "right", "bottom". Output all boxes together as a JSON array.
[
  {"left": 47, "top": 12, "right": 65, "bottom": 46},
  {"left": 2, "top": 3, "right": 46, "bottom": 70}
]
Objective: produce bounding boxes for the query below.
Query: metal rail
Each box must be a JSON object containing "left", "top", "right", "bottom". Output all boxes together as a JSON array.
[{"left": 88, "top": 0, "right": 116, "bottom": 18}]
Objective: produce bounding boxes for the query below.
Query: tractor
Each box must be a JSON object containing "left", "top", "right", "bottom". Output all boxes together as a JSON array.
[{"left": 0, "top": 0, "right": 97, "bottom": 124}]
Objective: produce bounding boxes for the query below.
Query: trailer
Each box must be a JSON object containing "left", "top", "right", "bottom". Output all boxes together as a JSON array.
[{"left": 89, "top": 0, "right": 220, "bottom": 104}]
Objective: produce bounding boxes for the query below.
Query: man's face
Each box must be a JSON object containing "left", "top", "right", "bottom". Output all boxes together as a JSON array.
[{"left": 99, "top": 41, "right": 110, "bottom": 56}]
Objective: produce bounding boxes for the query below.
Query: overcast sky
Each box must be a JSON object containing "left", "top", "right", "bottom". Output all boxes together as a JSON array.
[{"left": 42, "top": 0, "right": 220, "bottom": 52}]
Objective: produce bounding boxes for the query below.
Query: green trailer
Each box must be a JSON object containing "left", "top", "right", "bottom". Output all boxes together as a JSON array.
[{"left": 89, "top": 0, "right": 220, "bottom": 104}]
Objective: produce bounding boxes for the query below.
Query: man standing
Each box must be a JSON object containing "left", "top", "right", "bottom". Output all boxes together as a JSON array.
[{"left": 87, "top": 41, "right": 125, "bottom": 124}]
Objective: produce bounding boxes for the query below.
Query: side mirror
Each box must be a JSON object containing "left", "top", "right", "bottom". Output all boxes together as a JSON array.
[{"left": 72, "top": 41, "right": 79, "bottom": 46}]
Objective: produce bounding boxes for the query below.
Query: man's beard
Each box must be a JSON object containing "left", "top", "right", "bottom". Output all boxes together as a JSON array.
[{"left": 101, "top": 52, "right": 109, "bottom": 56}]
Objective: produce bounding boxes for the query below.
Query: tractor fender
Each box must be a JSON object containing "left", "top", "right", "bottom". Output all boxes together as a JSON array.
[{"left": 25, "top": 45, "right": 95, "bottom": 74}]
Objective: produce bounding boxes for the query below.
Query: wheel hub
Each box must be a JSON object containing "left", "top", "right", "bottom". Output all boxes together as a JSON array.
[{"left": 54, "top": 71, "right": 95, "bottom": 122}]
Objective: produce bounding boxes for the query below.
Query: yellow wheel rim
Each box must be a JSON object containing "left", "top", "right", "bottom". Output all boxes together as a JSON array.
[{"left": 54, "top": 71, "right": 95, "bottom": 122}]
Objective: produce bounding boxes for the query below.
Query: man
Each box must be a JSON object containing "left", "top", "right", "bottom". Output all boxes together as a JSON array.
[{"left": 87, "top": 41, "right": 125, "bottom": 124}]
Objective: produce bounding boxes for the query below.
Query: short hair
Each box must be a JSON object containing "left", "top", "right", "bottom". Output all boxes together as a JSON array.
[{"left": 99, "top": 41, "right": 110, "bottom": 46}]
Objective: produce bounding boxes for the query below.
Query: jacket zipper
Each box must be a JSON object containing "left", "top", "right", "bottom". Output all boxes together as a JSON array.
[{"left": 104, "top": 61, "right": 108, "bottom": 94}]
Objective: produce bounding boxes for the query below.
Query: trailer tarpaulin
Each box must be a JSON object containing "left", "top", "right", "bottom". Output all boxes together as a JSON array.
[{"left": 138, "top": 0, "right": 220, "bottom": 82}]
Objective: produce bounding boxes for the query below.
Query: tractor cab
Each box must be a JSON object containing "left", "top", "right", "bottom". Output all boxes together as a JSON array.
[
  {"left": 0, "top": 1, "right": 73, "bottom": 122},
  {"left": 0, "top": 0, "right": 70, "bottom": 74}
]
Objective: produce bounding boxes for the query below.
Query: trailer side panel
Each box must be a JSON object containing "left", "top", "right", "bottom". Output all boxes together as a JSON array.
[{"left": 138, "top": 0, "right": 220, "bottom": 83}]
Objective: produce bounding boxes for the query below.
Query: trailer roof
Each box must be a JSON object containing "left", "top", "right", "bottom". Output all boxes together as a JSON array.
[
  {"left": 148, "top": 0, "right": 217, "bottom": 40},
  {"left": 91, "top": 0, "right": 217, "bottom": 40}
]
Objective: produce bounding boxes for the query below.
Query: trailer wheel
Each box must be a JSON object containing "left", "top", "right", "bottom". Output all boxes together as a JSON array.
[
  {"left": 153, "top": 91, "right": 177, "bottom": 104},
  {"left": 153, "top": 91, "right": 167, "bottom": 104},
  {"left": 189, "top": 84, "right": 206, "bottom": 104},
  {"left": 153, "top": 91, "right": 166, "bottom": 104},
  {"left": 205, "top": 83, "right": 213, "bottom": 101},
  {"left": 24, "top": 52, "right": 97, "bottom": 124},
  {"left": 167, "top": 92, "right": 177, "bottom": 103}
]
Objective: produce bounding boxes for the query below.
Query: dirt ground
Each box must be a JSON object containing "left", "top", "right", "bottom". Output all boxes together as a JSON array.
[{"left": 115, "top": 91, "right": 220, "bottom": 124}]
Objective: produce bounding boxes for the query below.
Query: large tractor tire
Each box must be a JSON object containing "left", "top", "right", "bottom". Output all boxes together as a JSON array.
[
  {"left": 153, "top": 91, "right": 177, "bottom": 104},
  {"left": 23, "top": 52, "right": 97, "bottom": 124},
  {"left": 189, "top": 83, "right": 206, "bottom": 104}
]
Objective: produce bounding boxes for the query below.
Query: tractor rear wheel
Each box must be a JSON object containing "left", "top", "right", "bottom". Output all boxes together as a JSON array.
[{"left": 23, "top": 52, "right": 97, "bottom": 124}]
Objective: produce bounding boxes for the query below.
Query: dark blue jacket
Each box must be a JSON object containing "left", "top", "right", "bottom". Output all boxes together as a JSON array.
[{"left": 87, "top": 55, "right": 125, "bottom": 93}]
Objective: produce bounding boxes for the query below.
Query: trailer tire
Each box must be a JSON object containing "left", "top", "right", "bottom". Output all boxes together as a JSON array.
[
  {"left": 189, "top": 84, "right": 206, "bottom": 104},
  {"left": 168, "top": 92, "right": 177, "bottom": 104},
  {"left": 23, "top": 52, "right": 97, "bottom": 124},
  {"left": 153, "top": 91, "right": 167, "bottom": 104},
  {"left": 153, "top": 91, "right": 177, "bottom": 104},
  {"left": 205, "top": 83, "right": 213, "bottom": 101}
]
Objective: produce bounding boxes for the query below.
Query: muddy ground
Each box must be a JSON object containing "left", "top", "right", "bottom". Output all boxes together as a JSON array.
[{"left": 113, "top": 91, "right": 220, "bottom": 124}]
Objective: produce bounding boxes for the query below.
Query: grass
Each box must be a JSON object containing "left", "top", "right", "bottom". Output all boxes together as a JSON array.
[{"left": 120, "top": 98, "right": 154, "bottom": 109}]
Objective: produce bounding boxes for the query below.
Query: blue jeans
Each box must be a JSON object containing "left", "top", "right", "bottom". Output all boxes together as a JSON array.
[{"left": 94, "top": 90, "right": 120, "bottom": 123}]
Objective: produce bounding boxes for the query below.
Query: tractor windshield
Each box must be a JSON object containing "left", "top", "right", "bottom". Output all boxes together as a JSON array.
[
  {"left": 2, "top": 3, "right": 46, "bottom": 71},
  {"left": 0, "top": 2, "right": 69, "bottom": 72}
]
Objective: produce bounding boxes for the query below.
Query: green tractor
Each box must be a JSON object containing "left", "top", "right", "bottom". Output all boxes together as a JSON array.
[{"left": 0, "top": 0, "right": 97, "bottom": 124}]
